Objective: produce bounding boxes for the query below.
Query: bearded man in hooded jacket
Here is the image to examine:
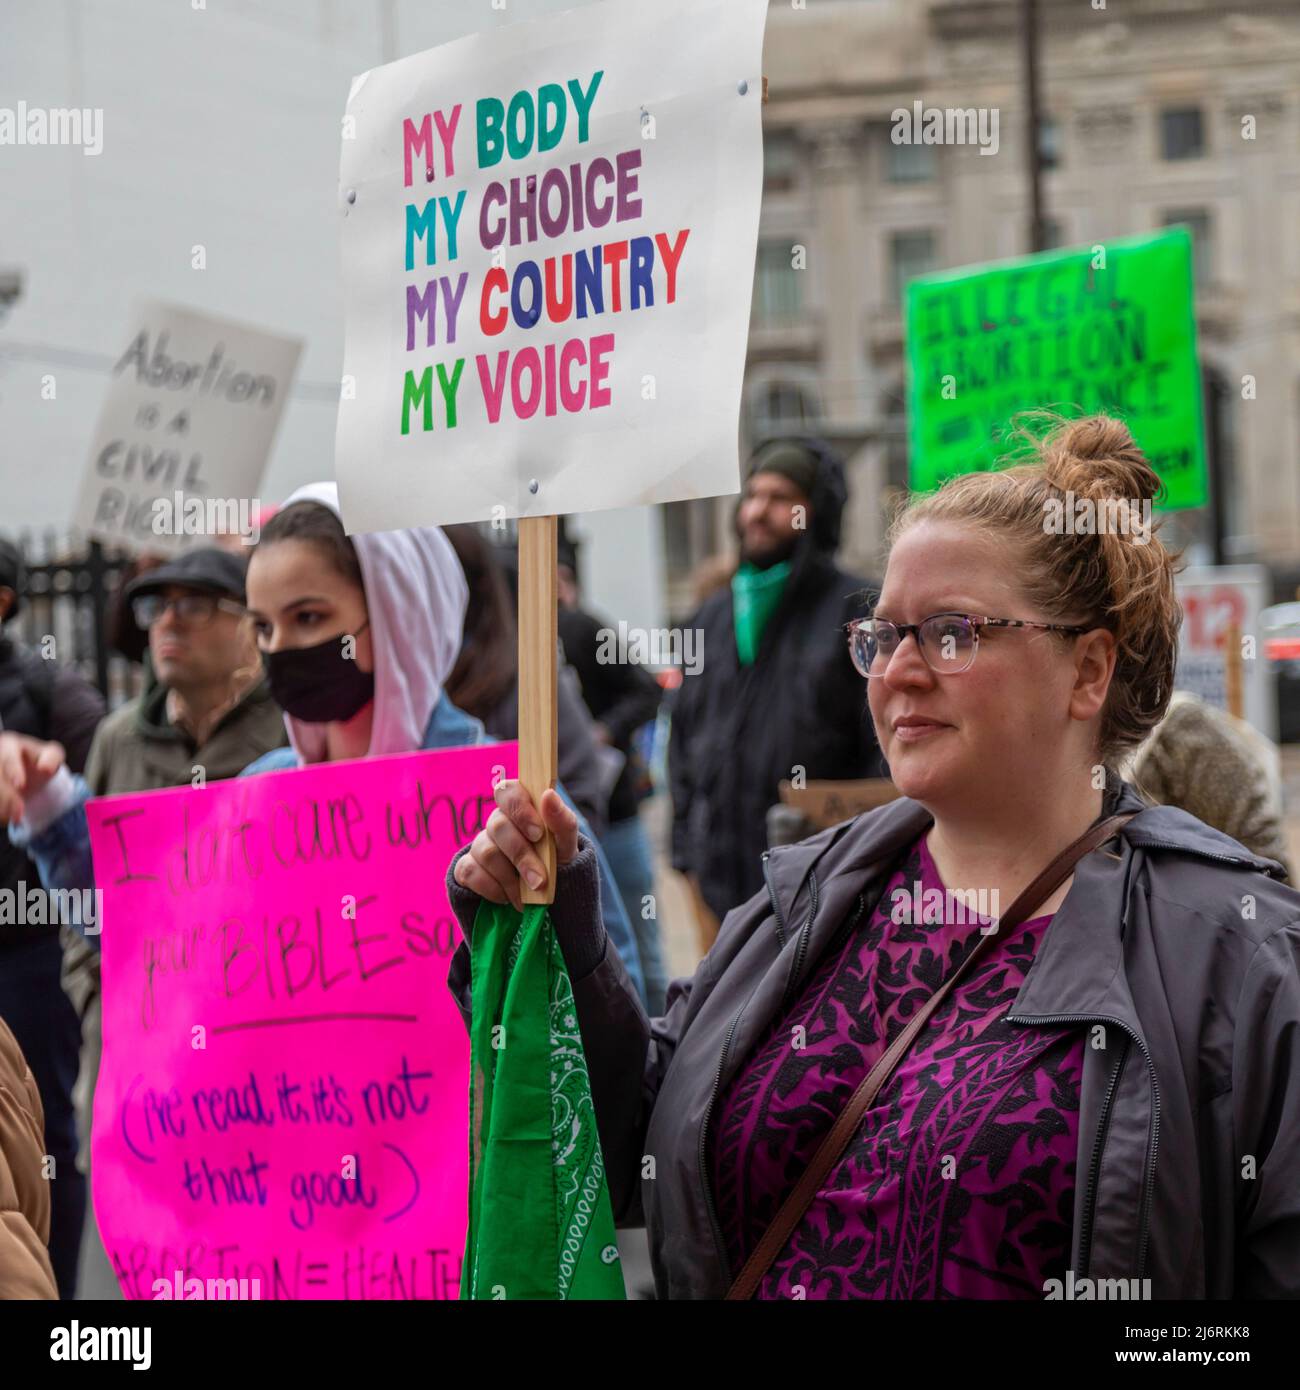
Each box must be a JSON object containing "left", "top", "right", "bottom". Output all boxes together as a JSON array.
[{"left": 668, "top": 438, "right": 887, "bottom": 925}]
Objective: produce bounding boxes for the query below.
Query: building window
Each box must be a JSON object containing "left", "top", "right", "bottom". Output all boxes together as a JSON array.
[
  {"left": 1038, "top": 117, "right": 1061, "bottom": 170},
  {"left": 747, "top": 377, "right": 820, "bottom": 441},
  {"left": 881, "top": 378, "right": 909, "bottom": 499},
  {"left": 889, "top": 230, "right": 937, "bottom": 303},
  {"left": 662, "top": 500, "right": 693, "bottom": 577},
  {"left": 1162, "top": 209, "right": 1212, "bottom": 287},
  {"left": 763, "top": 132, "right": 800, "bottom": 194},
  {"left": 1161, "top": 106, "right": 1205, "bottom": 160},
  {"left": 662, "top": 498, "right": 719, "bottom": 588},
  {"left": 754, "top": 380, "right": 816, "bottom": 430},
  {"left": 886, "top": 131, "right": 936, "bottom": 183},
  {"left": 753, "top": 241, "right": 802, "bottom": 322}
]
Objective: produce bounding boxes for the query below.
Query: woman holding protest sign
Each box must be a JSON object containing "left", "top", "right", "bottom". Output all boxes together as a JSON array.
[
  {"left": 447, "top": 414, "right": 1300, "bottom": 1300},
  {"left": 1, "top": 483, "right": 645, "bottom": 1005}
]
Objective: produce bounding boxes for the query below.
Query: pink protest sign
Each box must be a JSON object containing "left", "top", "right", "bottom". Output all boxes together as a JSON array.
[{"left": 85, "top": 741, "right": 515, "bottom": 1300}]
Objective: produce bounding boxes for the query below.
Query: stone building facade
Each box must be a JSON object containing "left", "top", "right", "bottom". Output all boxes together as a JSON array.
[{"left": 666, "top": 0, "right": 1300, "bottom": 614}]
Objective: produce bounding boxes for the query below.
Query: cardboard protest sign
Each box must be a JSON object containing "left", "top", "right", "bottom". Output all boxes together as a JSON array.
[
  {"left": 778, "top": 777, "right": 901, "bottom": 830},
  {"left": 906, "top": 228, "right": 1207, "bottom": 509},
  {"left": 87, "top": 742, "right": 514, "bottom": 1300},
  {"left": 73, "top": 300, "right": 302, "bottom": 553},
  {"left": 335, "top": 0, "right": 768, "bottom": 532},
  {"left": 1176, "top": 565, "right": 1277, "bottom": 740}
]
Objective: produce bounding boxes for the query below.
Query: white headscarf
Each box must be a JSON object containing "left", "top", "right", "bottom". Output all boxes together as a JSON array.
[{"left": 273, "top": 482, "right": 469, "bottom": 763}]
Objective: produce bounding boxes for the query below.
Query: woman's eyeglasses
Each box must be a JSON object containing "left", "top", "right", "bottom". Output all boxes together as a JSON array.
[
  {"left": 846, "top": 612, "right": 1089, "bottom": 678},
  {"left": 132, "top": 593, "right": 247, "bottom": 630}
]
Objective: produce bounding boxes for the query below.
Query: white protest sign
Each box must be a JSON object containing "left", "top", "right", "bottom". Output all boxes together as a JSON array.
[
  {"left": 73, "top": 301, "right": 303, "bottom": 553},
  {"left": 1176, "top": 564, "right": 1277, "bottom": 740},
  {"left": 335, "top": 0, "right": 768, "bottom": 532}
]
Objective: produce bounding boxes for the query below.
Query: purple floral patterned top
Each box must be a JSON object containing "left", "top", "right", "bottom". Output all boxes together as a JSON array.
[{"left": 710, "top": 831, "right": 1085, "bottom": 1299}]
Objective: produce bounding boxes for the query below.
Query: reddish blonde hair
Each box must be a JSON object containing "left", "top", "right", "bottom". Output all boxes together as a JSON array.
[{"left": 890, "top": 413, "right": 1183, "bottom": 766}]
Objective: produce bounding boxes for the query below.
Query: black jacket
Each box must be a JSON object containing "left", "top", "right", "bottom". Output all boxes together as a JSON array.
[
  {"left": 0, "top": 636, "right": 105, "bottom": 946},
  {"left": 668, "top": 441, "right": 885, "bottom": 920},
  {"left": 558, "top": 605, "right": 662, "bottom": 824},
  {"left": 483, "top": 661, "right": 614, "bottom": 841},
  {"left": 448, "top": 773, "right": 1300, "bottom": 1299}
]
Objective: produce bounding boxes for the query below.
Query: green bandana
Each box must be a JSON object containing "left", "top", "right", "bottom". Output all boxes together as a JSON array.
[
  {"left": 732, "top": 559, "right": 792, "bottom": 665},
  {"left": 463, "top": 900, "right": 626, "bottom": 1301}
]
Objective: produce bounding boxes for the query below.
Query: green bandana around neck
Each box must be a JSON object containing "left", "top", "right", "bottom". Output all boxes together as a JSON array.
[{"left": 731, "top": 559, "right": 792, "bottom": 665}]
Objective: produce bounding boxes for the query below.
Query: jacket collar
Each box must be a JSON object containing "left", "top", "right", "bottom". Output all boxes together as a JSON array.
[
  {"left": 792, "top": 771, "right": 1285, "bottom": 895},
  {"left": 421, "top": 691, "right": 487, "bottom": 750},
  {"left": 1012, "top": 776, "right": 1286, "bottom": 1024},
  {"left": 766, "top": 771, "right": 1285, "bottom": 1028},
  {"left": 136, "top": 671, "right": 275, "bottom": 744},
  {"left": 1121, "top": 800, "right": 1288, "bottom": 877}
]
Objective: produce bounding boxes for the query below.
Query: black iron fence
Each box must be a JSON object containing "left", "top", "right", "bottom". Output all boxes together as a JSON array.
[{"left": 2, "top": 530, "right": 142, "bottom": 707}]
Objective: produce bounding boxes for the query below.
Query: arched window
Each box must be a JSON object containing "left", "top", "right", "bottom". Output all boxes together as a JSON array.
[
  {"left": 763, "top": 380, "right": 812, "bottom": 426},
  {"left": 746, "top": 373, "right": 821, "bottom": 438}
]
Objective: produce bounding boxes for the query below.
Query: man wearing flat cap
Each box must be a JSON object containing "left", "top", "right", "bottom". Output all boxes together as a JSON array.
[
  {"left": 668, "top": 439, "right": 886, "bottom": 931},
  {"left": 80, "top": 546, "right": 286, "bottom": 796}
]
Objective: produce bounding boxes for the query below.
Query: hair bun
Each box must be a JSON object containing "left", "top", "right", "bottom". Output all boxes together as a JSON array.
[{"left": 1038, "top": 414, "right": 1164, "bottom": 506}]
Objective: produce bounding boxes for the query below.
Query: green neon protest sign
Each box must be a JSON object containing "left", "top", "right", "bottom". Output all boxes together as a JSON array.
[{"left": 905, "top": 227, "right": 1207, "bottom": 509}]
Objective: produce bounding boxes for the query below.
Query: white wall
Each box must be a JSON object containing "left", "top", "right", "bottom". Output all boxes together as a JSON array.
[
  {"left": 0, "top": 0, "right": 664, "bottom": 624},
  {"left": 567, "top": 504, "right": 667, "bottom": 636},
  {"left": 1, "top": 1, "right": 376, "bottom": 527}
]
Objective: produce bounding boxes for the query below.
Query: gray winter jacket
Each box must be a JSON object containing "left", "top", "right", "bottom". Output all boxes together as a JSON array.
[{"left": 446, "top": 775, "right": 1300, "bottom": 1300}]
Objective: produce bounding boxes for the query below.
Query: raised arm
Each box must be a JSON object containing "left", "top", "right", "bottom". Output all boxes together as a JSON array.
[{"left": 1, "top": 733, "right": 98, "bottom": 931}]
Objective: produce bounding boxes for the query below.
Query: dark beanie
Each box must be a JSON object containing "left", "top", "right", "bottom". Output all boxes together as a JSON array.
[{"left": 747, "top": 439, "right": 818, "bottom": 499}]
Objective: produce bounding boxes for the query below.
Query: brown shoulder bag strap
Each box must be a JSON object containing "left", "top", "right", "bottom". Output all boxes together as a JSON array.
[{"left": 724, "top": 811, "right": 1136, "bottom": 1300}]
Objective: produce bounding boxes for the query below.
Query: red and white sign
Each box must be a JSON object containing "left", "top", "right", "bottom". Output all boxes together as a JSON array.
[{"left": 1176, "top": 565, "right": 1277, "bottom": 740}]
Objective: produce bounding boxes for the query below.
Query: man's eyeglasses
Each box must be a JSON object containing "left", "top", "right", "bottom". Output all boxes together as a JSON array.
[
  {"left": 847, "top": 612, "right": 1090, "bottom": 678},
  {"left": 132, "top": 593, "right": 247, "bottom": 630}
]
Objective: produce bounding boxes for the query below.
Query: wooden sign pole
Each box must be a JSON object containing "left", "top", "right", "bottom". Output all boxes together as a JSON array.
[
  {"left": 518, "top": 514, "right": 559, "bottom": 904},
  {"left": 1224, "top": 622, "right": 1244, "bottom": 722}
]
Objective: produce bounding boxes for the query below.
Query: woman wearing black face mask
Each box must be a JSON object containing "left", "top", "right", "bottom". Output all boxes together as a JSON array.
[
  {"left": 241, "top": 481, "right": 460, "bottom": 767},
  {"left": 4, "top": 484, "right": 647, "bottom": 1002},
  {"left": 238, "top": 484, "right": 646, "bottom": 1001},
  {"left": 259, "top": 617, "right": 374, "bottom": 725}
]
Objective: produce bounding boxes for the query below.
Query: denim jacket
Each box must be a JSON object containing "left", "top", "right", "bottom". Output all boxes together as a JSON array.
[{"left": 13, "top": 692, "right": 647, "bottom": 1005}]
